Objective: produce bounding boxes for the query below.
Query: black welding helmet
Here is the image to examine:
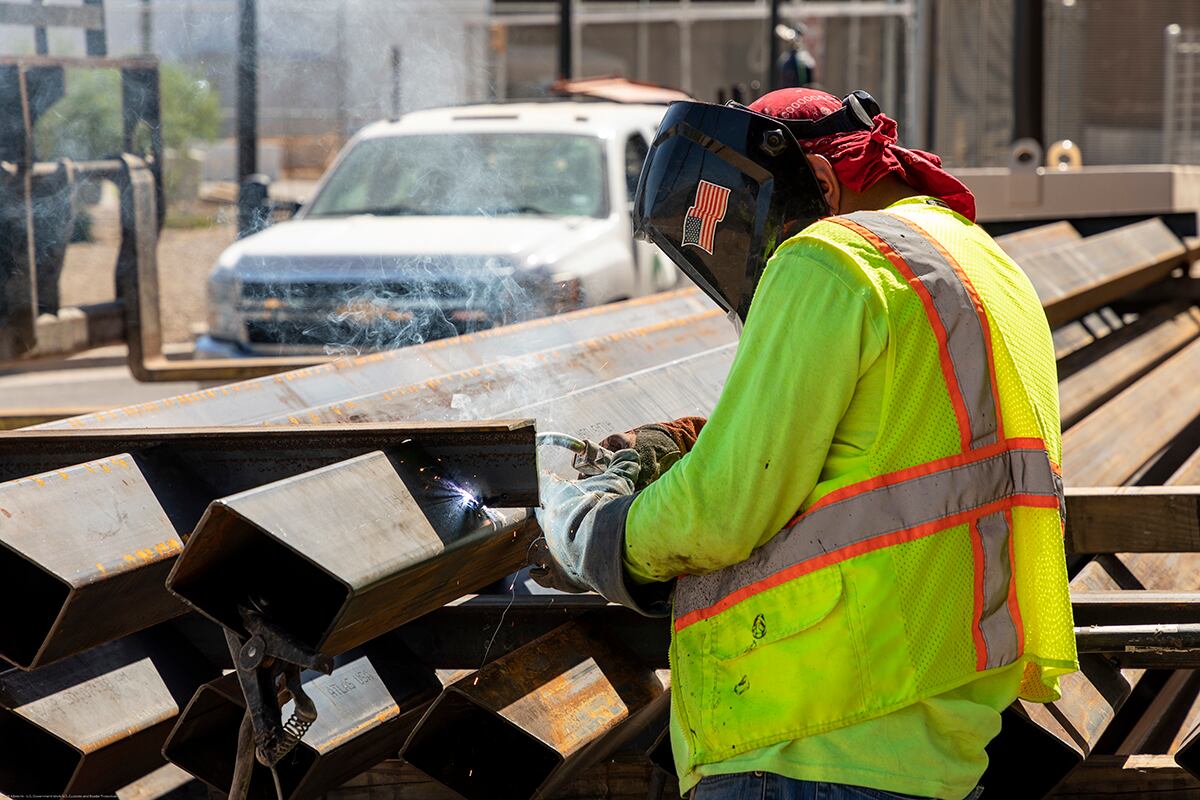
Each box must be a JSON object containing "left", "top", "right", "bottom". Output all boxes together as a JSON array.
[{"left": 632, "top": 99, "right": 832, "bottom": 324}]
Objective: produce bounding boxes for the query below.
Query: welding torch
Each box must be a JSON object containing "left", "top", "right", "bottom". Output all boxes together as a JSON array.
[{"left": 536, "top": 431, "right": 615, "bottom": 477}]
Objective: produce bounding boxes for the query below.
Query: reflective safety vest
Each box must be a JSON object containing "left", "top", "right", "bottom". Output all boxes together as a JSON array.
[{"left": 669, "top": 206, "right": 1078, "bottom": 769}]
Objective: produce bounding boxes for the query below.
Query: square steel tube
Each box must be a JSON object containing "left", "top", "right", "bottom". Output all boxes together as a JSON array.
[
  {"left": 402, "top": 619, "right": 668, "bottom": 800},
  {"left": 0, "top": 628, "right": 217, "bottom": 797},
  {"left": 0, "top": 422, "right": 535, "bottom": 669},
  {"left": 167, "top": 441, "right": 538, "bottom": 657},
  {"left": 163, "top": 641, "right": 442, "bottom": 800}
]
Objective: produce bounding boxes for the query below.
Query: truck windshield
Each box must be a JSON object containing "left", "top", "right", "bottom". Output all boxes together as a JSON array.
[{"left": 306, "top": 132, "right": 608, "bottom": 219}]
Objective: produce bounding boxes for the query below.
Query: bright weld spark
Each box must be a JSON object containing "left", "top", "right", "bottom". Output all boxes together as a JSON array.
[
  {"left": 439, "top": 478, "right": 504, "bottom": 526},
  {"left": 445, "top": 479, "right": 482, "bottom": 510}
]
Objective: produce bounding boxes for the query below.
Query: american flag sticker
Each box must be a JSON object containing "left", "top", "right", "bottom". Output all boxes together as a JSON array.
[{"left": 681, "top": 180, "right": 731, "bottom": 255}]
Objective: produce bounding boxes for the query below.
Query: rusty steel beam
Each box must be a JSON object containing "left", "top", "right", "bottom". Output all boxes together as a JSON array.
[
  {"left": 1177, "top": 724, "right": 1200, "bottom": 784},
  {"left": 0, "top": 408, "right": 103, "bottom": 431},
  {"left": 115, "top": 763, "right": 196, "bottom": 800},
  {"left": 1076, "top": 623, "right": 1200, "bottom": 656},
  {"left": 0, "top": 422, "right": 536, "bottom": 669},
  {"left": 167, "top": 344, "right": 734, "bottom": 658},
  {"left": 402, "top": 620, "right": 668, "bottom": 800},
  {"left": 0, "top": 422, "right": 538, "bottom": 497},
  {"left": 1026, "top": 219, "right": 1191, "bottom": 327},
  {"left": 38, "top": 289, "right": 724, "bottom": 431},
  {"left": 0, "top": 627, "right": 218, "bottom": 797},
  {"left": 991, "top": 548, "right": 1200, "bottom": 795},
  {"left": 163, "top": 641, "right": 441, "bottom": 800},
  {"left": 166, "top": 443, "right": 536, "bottom": 656},
  {"left": 33, "top": 221, "right": 1179, "bottom": 435},
  {"left": 1064, "top": 486, "right": 1200, "bottom": 554},
  {"left": 1065, "top": 754, "right": 1200, "bottom": 798},
  {"left": 397, "top": 595, "right": 669, "bottom": 671},
  {"left": 1073, "top": 591, "right": 1200, "bottom": 626},
  {"left": 1175, "top": 693, "right": 1200, "bottom": 783}
]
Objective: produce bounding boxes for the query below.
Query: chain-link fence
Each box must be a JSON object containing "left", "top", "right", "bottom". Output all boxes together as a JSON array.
[
  {"left": 1164, "top": 24, "right": 1200, "bottom": 164},
  {"left": 933, "top": 0, "right": 1200, "bottom": 168}
]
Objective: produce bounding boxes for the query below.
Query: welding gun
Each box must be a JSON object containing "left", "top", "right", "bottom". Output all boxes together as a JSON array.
[{"left": 536, "top": 431, "right": 615, "bottom": 477}]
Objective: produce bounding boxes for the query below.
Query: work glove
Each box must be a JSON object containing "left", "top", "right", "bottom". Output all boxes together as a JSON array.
[
  {"left": 530, "top": 449, "right": 674, "bottom": 617},
  {"left": 599, "top": 417, "right": 707, "bottom": 490},
  {"left": 530, "top": 449, "right": 641, "bottom": 594}
]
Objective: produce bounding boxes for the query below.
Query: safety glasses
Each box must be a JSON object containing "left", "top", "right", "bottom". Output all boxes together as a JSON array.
[{"left": 727, "top": 89, "right": 881, "bottom": 140}]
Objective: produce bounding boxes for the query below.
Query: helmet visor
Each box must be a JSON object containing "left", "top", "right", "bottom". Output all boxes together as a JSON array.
[{"left": 633, "top": 100, "right": 828, "bottom": 321}]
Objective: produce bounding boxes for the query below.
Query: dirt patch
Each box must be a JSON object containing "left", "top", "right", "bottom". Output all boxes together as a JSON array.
[{"left": 59, "top": 195, "right": 235, "bottom": 344}]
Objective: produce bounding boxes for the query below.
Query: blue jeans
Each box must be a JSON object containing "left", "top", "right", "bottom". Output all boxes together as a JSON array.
[{"left": 690, "top": 772, "right": 982, "bottom": 800}]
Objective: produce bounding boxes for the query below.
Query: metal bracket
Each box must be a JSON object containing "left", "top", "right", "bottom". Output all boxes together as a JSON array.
[{"left": 223, "top": 607, "right": 333, "bottom": 798}]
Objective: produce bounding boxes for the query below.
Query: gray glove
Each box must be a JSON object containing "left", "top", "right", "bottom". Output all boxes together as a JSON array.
[{"left": 531, "top": 451, "right": 672, "bottom": 616}]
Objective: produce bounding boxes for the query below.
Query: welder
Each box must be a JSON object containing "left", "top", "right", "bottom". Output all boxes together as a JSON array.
[{"left": 532, "top": 88, "right": 1077, "bottom": 800}]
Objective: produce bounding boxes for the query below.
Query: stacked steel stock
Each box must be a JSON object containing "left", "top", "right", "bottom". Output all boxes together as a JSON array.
[{"left": 3, "top": 213, "right": 1200, "bottom": 798}]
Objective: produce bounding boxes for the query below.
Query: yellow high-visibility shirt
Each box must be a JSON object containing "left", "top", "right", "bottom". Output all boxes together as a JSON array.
[{"left": 626, "top": 197, "right": 1022, "bottom": 799}]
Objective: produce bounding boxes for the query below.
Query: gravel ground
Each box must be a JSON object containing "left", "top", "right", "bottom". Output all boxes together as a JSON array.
[{"left": 58, "top": 192, "right": 236, "bottom": 344}]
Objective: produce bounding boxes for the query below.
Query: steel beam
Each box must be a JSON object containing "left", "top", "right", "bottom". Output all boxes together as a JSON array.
[
  {"left": 1076, "top": 623, "right": 1200, "bottom": 656},
  {"left": 1056, "top": 303, "right": 1200, "bottom": 429},
  {"left": 163, "top": 642, "right": 441, "bottom": 800},
  {"left": 1073, "top": 591, "right": 1200, "bottom": 626},
  {"left": 402, "top": 620, "right": 668, "bottom": 800},
  {"left": 984, "top": 535, "right": 1200, "bottom": 795},
  {"left": 0, "top": 422, "right": 538, "bottom": 497},
  {"left": 0, "top": 422, "right": 535, "bottom": 669},
  {"left": 1026, "top": 219, "right": 1190, "bottom": 327},
  {"left": 1064, "top": 486, "right": 1200, "bottom": 554},
  {"left": 1068, "top": 754, "right": 1200, "bottom": 798},
  {"left": 39, "top": 289, "right": 723, "bottom": 430},
  {"left": 167, "top": 345, "right": 733, "bottom": 658},
  {"left": 115, "top": 764, "right": 196, "bottom": 800},
  {"left": 0, "top": 628, "right": 217, "bottom": 797},
  {"left": 411, "top": 589, "right": 1200, "bottom": 672},
  {"left": 397, "top": 595, "right": 669, "bottom": 671},
  {"left": 1177, "top": 726, "right": 1200, "bottom": 783},
  {"left": 166, "top": 444, "right": 537, "bottom": 656}
]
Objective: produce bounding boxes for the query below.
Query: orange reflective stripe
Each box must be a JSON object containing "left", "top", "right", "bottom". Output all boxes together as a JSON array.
[
  {"left": 674, "top": 442, "right": 1061, "bottom": 631},
  {"left": 1005, "top": 507, "right": 1025, "bottom": 657},
  {"left": 831, "top": 216, "right": 976, "bottom": 450},
  {"left": 970, "top": 518, "right": 989, "bottom": 670},
  {"left": 673, "top": 212, "right": 1061, "bottom": 671},
  {"left": 903, "top": 216, "right": 1007, "bottom": 443}
]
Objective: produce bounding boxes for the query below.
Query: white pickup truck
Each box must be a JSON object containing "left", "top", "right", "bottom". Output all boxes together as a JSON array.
[{"left": 198, "top": 100, "right": 677, "bottom": 357}]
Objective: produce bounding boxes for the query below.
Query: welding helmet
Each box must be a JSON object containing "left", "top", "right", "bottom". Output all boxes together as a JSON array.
[{"left": 632, "top": 99, "right": 835, "bottom": 325}]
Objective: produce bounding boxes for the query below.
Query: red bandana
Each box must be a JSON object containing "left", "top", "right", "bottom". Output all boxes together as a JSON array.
[{"left": 748, "top": 88, "right": 976, "bottom": 222}]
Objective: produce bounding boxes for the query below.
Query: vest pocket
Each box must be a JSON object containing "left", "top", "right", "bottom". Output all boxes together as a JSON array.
[
  {"left": 697, "top": 564, "right": 868, "bottom": 755},
  {"left": 710, "top": 565, "right": 844, "bottom": 659}
]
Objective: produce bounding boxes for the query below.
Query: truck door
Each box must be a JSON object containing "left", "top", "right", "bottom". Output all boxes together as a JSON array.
[{"left": 624, "top": 132, "right": 678, "bottom": 296}]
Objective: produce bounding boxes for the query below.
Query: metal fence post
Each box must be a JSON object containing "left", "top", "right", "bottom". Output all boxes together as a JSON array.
[{"left": 1165, "top": 24, "right": 1182, "bottom": 164}]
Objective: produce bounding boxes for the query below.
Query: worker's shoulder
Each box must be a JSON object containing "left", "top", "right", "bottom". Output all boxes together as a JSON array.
[
  {"left": 881, "top": 199, "right": 1006, "bottom": 252},
  {"left": 772, "top": 218, "right": 888, "bottom": 301}
]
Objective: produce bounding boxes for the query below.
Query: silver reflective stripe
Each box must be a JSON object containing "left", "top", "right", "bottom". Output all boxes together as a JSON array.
[
  {"left": 844, "top": 211, "right": 999, "bottom": 449},
  {"left": 674, "top": 446, "right": 1059, "bottom": 620},
  {"left": 976, "top": 511, "right": 1019, "bottom": 668}
]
